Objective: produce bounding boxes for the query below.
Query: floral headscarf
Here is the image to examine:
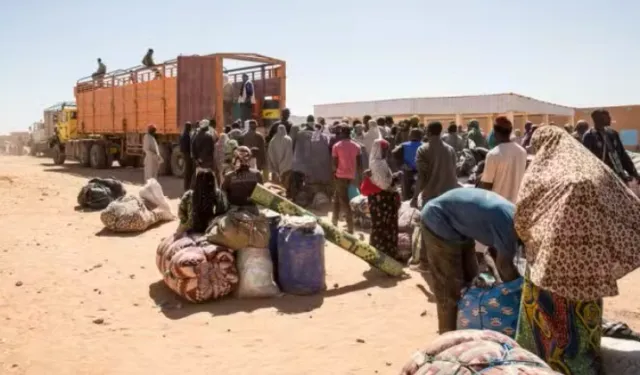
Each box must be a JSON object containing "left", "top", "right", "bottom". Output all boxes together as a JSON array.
[{"left": 233, "top": 146, "right": 252, "bottom": 170}]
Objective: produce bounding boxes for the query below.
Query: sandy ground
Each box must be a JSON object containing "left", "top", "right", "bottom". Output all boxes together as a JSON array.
[{"left": 1, "top": 156, "right": 639, "bottom": 375}]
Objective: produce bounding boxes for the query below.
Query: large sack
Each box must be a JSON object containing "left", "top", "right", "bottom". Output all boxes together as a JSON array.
[
  {"left": 398, "top": 200, "right": 420, "bottom": 233},
  {"left": 100, "top": 194, "right": 174, "bottom": 233},
  {"left": 399, "top": 329, "right": 559, "bottom": 375},
  {"left": 139, "top": 178, "right": 173, "bottom": 217},
  {"left": 349, "top": 194, "right": 371, "bottom": 229},
  {"left": 235, "top": 247, "right": 280, "bottom": 298},
  {"left": 101, "top": 196, "right": 156, "bottom": 232},
  {"left": 77, "top": 177, "right": 126, "bottom": 210},
  {"left": 398, "top": 232, "right": 412, "bottom": 262},
  {"left": 205, "top": 209, "right": 269, "bottom": 250},
  {"left": 456, "top": 277, "right": 523, "bottom": 338},
  {"left": 156, "top": 233, "right": 238, "bottom": 303}
]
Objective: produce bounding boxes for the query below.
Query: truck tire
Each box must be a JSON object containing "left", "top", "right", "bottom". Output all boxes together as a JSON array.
[
  {"left": 90, "top": 143, "right": 108, "bottom": 169},
  {"left": 170, "top": 145, "right": 185, "bottom": 178},
  {"left": 79, "top": 142, "right": 92, "bottom": 167},
  {"left": 52, "top": 144, "right": 66, "bottom": 165},
  {"left": 159, "top": 143, "right": 172, "bottom": 176}
]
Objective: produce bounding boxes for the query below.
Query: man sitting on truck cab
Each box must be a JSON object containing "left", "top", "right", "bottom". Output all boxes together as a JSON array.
[{"left": 92, "top": 58, "right": 106, "bottom": 79}]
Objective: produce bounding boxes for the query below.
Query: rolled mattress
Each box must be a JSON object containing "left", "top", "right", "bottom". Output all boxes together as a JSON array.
[{"left": 156, "top": 233, "right": 239, "bottom": 303}]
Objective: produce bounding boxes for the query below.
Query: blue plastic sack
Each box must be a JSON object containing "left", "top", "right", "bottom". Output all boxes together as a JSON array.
[
  {"left": 456, "top": 277, "right": 523, "bottom": 338},
  {"left": 348, "top": 184, "right": 360, "bottom": 201}
]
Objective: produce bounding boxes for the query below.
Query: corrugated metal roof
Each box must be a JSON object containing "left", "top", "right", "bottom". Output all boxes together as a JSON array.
[{"left": 314, "top": 93, "right": 575, "bottom": 118}]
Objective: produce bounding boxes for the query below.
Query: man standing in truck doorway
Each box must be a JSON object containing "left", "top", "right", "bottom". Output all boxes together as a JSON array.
[
  {"left": 238, "top": 73, "right": 255, "bottom": 123},
  {"left": 143, "top": 124, "right": 163, "bottom": 181}
]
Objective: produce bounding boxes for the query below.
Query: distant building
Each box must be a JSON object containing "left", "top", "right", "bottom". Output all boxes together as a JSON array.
[
  {"left": 314, "top": 93, "right": 575, "bottom": 134},
  {"left": 289, "top": 115, "right": 307, "bottom": 125}
]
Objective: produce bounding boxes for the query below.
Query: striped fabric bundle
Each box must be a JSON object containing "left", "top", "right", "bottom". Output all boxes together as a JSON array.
[
  {"left": 156, "top": 233, "right": 238, "bottom": 303},
  {"left": 399, "top": 330, "right": 560, "bottom": 375}
]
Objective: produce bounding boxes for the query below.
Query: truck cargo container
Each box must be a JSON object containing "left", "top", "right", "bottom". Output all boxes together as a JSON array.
[{"left": 52, "top": 52, "right": 286, "bottom": 177}]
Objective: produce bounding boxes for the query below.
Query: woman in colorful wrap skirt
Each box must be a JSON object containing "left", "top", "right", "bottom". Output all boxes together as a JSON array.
[{"left": 514, "top": 125, "right": 640, "bottom": 375}]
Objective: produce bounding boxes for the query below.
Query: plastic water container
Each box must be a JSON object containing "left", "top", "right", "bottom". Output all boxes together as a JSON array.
[{"left": 277, "top": 223, "right": 326, "bottom": 295}]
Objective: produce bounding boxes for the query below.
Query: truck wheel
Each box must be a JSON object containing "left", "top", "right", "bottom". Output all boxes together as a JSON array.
[
  {"left": 170, "top": 145, "right": 185, "bottom": 178},
  {"left": 90, "top": 143, "right": 108, "bottom": 169},
  {"left": 52, "top": 145, "right": 66, "bottom": 165},
  {"left": 79, "top": 142, "right": 92, "bottom": 167},
  {"left": 159, "top": 143, "right": 172, "bottom": 176}
]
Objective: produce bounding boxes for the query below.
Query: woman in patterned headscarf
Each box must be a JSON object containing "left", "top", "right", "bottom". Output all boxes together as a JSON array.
[
  {"left": 221, "top": 146, "right": 263, "bottom": 210},
  {"left": 514, "top": 125, "right": 640, "bottom": 375}
]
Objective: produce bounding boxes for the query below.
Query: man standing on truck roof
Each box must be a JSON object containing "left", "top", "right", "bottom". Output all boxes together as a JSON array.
[
  {"left": 92, "top": 58, "right": 106, "bottom": 79},
  {"left": 143, "top": 124, "right": 163, "bottom": 182},
  {"left": 238, "top": 73, "right": 255, "bottom": 123}
]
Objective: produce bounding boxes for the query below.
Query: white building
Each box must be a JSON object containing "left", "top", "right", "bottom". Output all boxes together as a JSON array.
[{"left": 314, "top": 92, "right": 575, "bottom": 132}]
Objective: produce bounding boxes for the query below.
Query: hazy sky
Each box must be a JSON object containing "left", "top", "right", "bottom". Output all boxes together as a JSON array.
[{"left": 0, "top": 0, "right": 638, "bottom": 133}]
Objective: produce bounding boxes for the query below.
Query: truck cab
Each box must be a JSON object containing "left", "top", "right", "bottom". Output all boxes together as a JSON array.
[
  {"left": 54, "top": 106, "right": 78, "bottom": 143},
  {"left": 29, "top": 121, "right": 46, "bottom": 155},
  {"left": 46, "top": 102, "right": 78, "bottom": 164}
]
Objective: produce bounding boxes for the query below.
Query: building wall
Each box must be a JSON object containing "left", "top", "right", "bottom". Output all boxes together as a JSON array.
[
  {"left": 574, "top": 105, "right": 640, "bottom": 131},
  {"left": 574, "top": 105, "right": 640, "bottom": 146}
]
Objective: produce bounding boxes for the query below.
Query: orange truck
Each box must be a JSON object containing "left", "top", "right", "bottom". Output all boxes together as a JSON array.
[{"left": 53, "top": 53, "right": 286, "bottom": 177}]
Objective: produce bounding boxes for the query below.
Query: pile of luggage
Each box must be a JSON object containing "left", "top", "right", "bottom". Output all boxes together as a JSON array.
[
  {"left": 157, "top": 191, "right": 327, "bottom": 303},
  {"left": 77, "top": 177, "right": 175, "bottom": 233}
]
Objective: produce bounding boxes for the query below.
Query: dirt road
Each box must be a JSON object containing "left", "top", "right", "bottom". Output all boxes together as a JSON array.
[{"left": 1, "top": 156, "right": 639, "bottom": 375}]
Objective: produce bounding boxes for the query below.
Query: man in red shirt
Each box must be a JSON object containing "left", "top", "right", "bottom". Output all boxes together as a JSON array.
[{"left": 331, "top": 125, "right": 362, "bottom": 233}]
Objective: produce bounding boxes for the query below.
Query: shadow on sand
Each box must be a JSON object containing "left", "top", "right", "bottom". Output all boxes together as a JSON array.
[
  {"left": 94, "top": 221, "right": 172, "bottom": 237},
  {"left": 148, "top": 267, "right": 408, "bottom": 320},
  {"left": 41, "top": 162, "right": 184, "bottom": 199}
]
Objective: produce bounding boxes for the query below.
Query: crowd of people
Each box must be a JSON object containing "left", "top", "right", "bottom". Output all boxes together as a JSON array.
[{"left": 139, "top": 107, "right": 640, "bottom": 374}]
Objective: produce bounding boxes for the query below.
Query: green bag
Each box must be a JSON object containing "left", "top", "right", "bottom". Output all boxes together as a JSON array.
[{"left": 206, "top": 209, "right": 270, "bottom": 250}]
